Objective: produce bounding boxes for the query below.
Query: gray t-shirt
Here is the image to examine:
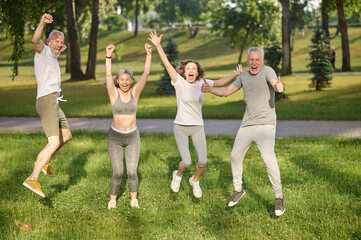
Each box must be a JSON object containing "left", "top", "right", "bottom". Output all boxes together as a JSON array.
[{"left": 232, "top": 66, "right": 277, "bottom": 127}]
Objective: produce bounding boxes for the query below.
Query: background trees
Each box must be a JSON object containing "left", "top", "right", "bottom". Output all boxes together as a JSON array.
[
  {"left": 308, "top": 19, "right": 332, "bottom": 91},
  {"left": 209, "top": 0, "right": 280, "bottom": 64},
  {"left": 0, "top": 0, "right": 359, "bottom": 81}
]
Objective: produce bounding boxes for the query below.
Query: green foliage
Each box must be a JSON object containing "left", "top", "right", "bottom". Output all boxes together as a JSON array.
[
  {"left": 209, "top": 0, "right": 280, "bottom": 63},
  {"left": 0, "top": 0, "right": 39, "bottom": 80},
  {"left": 114, "top": 44, "right": 123, "bottom": 61},
  {"left": 155, "top": 0, "right": 178, "bottom": 24},
  {"left": 264, "top": 44, "right": 288, "bottom": 101},
  {"left": 156, "top": 37, "right": 179, "bottom": 95},
  {"left": 264, "top": 45, "right": 285, "bottom": 75},
  {"left": 308, "top": 19, "right": 332, "bottom": 91},
  {"left": 103, "top": 14, "right": 127, "bottom": 31}
]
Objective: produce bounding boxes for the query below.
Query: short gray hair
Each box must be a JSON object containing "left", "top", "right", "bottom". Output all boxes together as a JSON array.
[
  {"left": 113, "top": 68, "right": 135, "bottom": 88},
  {"left": 247, "top": 47, "right": 264, "bottom": 60},
  {"left": 48, "top": 30, "right": 64, "bottom": 40}
]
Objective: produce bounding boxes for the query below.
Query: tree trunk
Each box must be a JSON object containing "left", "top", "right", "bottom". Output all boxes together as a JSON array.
[
  {"left": 238, "top": 28, "right": 250, "bottom": 64},
  {"left": 321, "top": 0, "right": 330, "bottom": 38},
  {"left": 65, "top": 0, "right": 83, "bottom": 80},
  {"left": 336, "top": 0, "right": 351, "bottom": 71},
  {"left": 187, "top": 23, "right": 199, "bottom": 38},
  {"left": 281, "top": 0, "right": 292, "bottom": 75},
  {"left": 84, "top": 0, "right": 99, "bottom": 80},
  {"left": 134, "top": 0, "right": 139, "bottom": 36},
  {"left": 66, "top": 49, "right": 70, "bottom": 73}
]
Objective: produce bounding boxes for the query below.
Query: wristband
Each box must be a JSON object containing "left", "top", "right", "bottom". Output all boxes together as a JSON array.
[{"left": 106, "top": 56, "right": 112, "bottom": 59}]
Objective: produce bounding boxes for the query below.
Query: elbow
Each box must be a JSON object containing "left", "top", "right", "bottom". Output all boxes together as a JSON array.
[{"left": 142, "top": 72, "right": 150, "bottom": 78}]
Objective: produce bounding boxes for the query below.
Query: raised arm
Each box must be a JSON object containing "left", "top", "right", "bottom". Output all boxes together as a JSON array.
[
  {"left": 202, "top": 79, "right": 239, "bottom": 97},
  {"left": 105, "top": 44, "right": 117, "bottom": 97},
  {"left": 269, "top": 76, "right": 284, "bottom": 93},
  {"left": 213, "top": 64, "right": 243, "bottom": 87},
  {"left": 33, "top": 13, "right": 53, "bottom": 53},
  {"left": 133, "top": 43, "right": 153, "bottom": 99},
  {"left": 148, "top": 30, "right": 178, "bottom": 83}
]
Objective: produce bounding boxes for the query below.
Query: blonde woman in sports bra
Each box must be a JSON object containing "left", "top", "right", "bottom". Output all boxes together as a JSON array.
[{"left": 105, "top": 43, "right": 152, "bottom": 209}]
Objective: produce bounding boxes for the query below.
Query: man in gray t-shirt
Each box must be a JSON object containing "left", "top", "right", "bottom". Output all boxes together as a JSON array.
[{"left": 202, "top": 47, "right": 286, "bottom": 216}]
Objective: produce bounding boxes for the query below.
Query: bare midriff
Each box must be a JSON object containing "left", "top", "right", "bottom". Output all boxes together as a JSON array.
[{"left": 112, "top": 114, "right": 137, "bottom": 131}]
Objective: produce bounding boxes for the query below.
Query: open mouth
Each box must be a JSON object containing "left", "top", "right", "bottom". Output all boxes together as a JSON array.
[
  {"left": 120, "top": 84, "right": 130, "bottom": 91},
  {"left": 188, "top": 74, "right": 195, "bottom": 79},
  {"left": 52, "top": 47, "right": 61, "bottom": 56}
]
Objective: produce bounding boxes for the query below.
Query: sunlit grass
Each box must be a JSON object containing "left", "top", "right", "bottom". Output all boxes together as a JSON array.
[
  {"left": 0, "top": 131, "right": 360, "bottom": 239},
  {"left": 1, "top": 27, "right": 360, "bottom": 79},
  {"left": 1, "top": 74, "right": 360, "bottom": 120}
]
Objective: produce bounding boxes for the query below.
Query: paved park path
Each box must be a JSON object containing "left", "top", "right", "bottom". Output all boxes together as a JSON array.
[{"left": 1, "top": 117, "right": 360, "bottom": 138}]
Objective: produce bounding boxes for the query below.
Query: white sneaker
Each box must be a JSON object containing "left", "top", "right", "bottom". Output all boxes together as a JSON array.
[
  {"left": 189, "top": 176, "right": 202, "bottom": 198},
  {"left": 131, "top": 199, "right": 140, "bottom": 208},
  {"left": 171, "top": 170, "right": 182, "bottom": 193},
  {"left": 108, "top": 200, "right": 116, "bottom": 209}
]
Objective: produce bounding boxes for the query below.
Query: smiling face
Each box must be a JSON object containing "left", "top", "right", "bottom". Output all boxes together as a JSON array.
[
  {"left": 117, "top": 73, "right": 133, "bottom": 92},
  {"left": 247, "top": 50, "right": 264, "bottom": 75},
  {"left": 184, "top": 62, "right": 199, "bottom": 83},
  {"left": 47, "top": 33, "right": 65, "bottom": 57}
]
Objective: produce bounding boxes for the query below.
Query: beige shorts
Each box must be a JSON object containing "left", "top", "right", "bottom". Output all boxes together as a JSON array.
[{"left": 36, "top": 93, "right": 69, "bottom": 137}]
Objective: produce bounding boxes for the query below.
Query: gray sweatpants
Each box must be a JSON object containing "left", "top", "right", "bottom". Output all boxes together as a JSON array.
[
  {"left": 230, "top": 125, "right": 282, "bottom": 197},
  {"left": 108, "top": 126, "right": 140, "bottom": 195},
  {"left": 174, "top": 124, "right": 207, "bottom": 168}
]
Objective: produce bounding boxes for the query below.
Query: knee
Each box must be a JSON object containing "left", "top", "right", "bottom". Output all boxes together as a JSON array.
[
  {"left": 198, "top": 160, "right": 207, "bottom": 168},
  {"left": 127, "top": 171, "right": 138, "bottom": 181},
  {"left": 63, "top": 132, "right": 72, "bottom": 143},
  {"left": 112, "top": 171, "right": 123, "bottom": 180},
  {"left": 230, "top": 151, "right": 238, "bottom": 162},
  {"left": 181, "top": 161, "right": 191, "bottom": 168},
  {"left": 48, "top": 138, "right": 61, "bottom": 151}
]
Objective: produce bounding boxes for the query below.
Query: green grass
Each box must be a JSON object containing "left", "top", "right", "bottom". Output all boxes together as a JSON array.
[
  {"left": 0, "top": 131, "right": 360, "bottom": 239},
  {"left": 1, "top": 74, "right": 360, "bottom": 120},
  {"left": 1, "top": 28, "right": 361, "bottom": 120}
]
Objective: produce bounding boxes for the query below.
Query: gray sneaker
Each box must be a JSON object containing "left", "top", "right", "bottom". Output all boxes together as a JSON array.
[
  {"left": 228, "top": 189, "right": 246, "bottom": 207},
  {"left": 275, "top": 196, "right": 286, "bottom": 216}
]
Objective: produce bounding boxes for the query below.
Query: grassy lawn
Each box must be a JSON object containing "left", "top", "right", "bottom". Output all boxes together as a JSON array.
[
  {"left": 1, "top": 28, "right": 361, "bottom": 120},
  {"left": 1, "top": 74, "right": 360, "bottom": 120},
  {"left": 0, "top": 23, "right": 360, "bottom": 240},
  {"left": 0, "top": 131, "right": 360, "bottom": 239}
]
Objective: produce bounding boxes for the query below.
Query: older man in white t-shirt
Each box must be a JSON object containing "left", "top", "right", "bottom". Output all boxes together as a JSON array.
[{"left": 23, "top": 13, "right": 72, "bottom": 198}]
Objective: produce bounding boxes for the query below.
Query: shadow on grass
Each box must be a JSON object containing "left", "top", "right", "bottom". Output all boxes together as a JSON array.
[
  {"left": 289, "top": 140, "right": 361, "bottom": 198},
  {"left": 41, "top": 150, "right": 92, "bottom": 207}
]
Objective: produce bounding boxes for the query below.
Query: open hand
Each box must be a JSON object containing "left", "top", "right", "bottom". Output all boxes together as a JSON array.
[
  {"left": 234, "top": 64, "right": 243, "bottom": 76},
  {"left": 60, "top": 44, "right": 67, "bottom": 53},
  {"left": 148, "top": 30, "right": 163, "bottom": 47}
]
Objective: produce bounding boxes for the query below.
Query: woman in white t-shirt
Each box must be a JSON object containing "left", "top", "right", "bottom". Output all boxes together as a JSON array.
[{"left": 148, "top": 30, "right": 242, "bottom": 198}]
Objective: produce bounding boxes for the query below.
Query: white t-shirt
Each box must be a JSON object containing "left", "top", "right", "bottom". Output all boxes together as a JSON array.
[
  {"left": 34, "top": 45, "right": 62, "bottom": 99},
  {"left": 171, "top": 74, "right": 214, "bottom": 125}
]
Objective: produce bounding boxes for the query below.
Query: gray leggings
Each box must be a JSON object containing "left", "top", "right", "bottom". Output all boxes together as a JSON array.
[
  {"left": 174, "top": 124, "right": 207, "bottom": 168},
  {"left": 108, "top": 126, "right": 140, "bottom": 195},
  {"left": 230, "top": 125, "right": 282, "bottom": 197}
]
